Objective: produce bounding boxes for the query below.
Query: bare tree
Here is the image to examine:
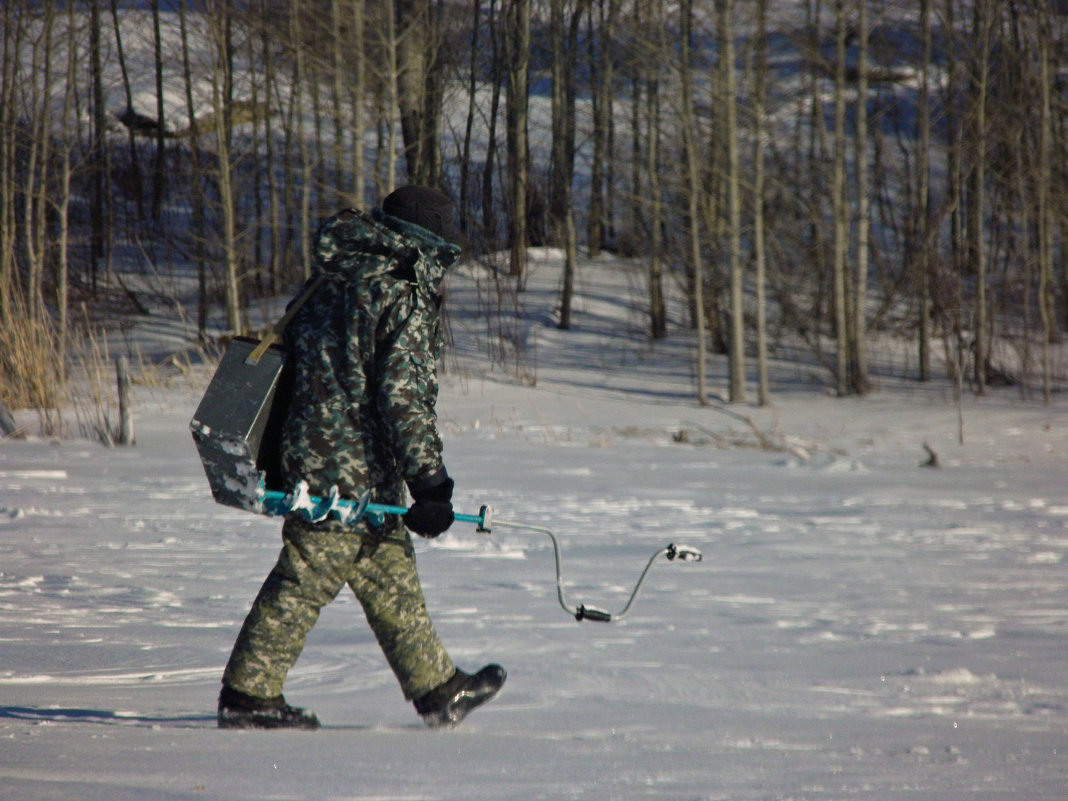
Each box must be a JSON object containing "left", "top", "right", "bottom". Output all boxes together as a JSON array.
[
  {"left": 480, "top": 0, "right": 504, "bottom": 244},
  {"left": 0, "top": 4, "right": 17, "bottom": 325},
  {"left": 460, "top": 0, "right": 482, "bottom": 234},
  {"left": 151, "top": 0, "right": 167, "bottom": 221},
  {"left": 628, "top": 0, "right": 667, "bottom": 340},
  {"left": 551, "top": 0, "right": 590, "bottom": 329},
  {"left": 586, "top": 0, "right": 617, "bottom": 256},
  {"left": 505, "top": 0, "right": 531, "bottom": 283},
  {"left": 1035, "top": 2, "right": 1054, "bottom": 403},
  {"left": 22, "top": 0, "right": 58, "bottom": 324},
  {"left": 966, "top": 0, "right": 993, "bottom": 394},
  {"left": 330, "top": 0, "right": 348, "bottom": 203},
  {"left": 719, "top": 0, "right": 745, "bottom": 403},
  {"left": 916, "top": 0, "right": 933, "bottom": 382},
  {"left": 89, "top": 0, "right": 113, "bottom": 294},
  {"left": 850, "top": 0, "right": 870, "bottom": 395},
  {"left": 395, "top": 0, "right": 446, "bottom": 185},
  {"left": 207, "top": 0, "right": 243, "bottom": 333},
  {"left": 177, "top": 0, "right": 210, "bottom": 334},
  {"left": 752, "top": 0, "right": 770, "bottom": 406},
  {"left": 679, "top": 0, "right": 707, "bottom": 403},
  {"left": 55, "top": 1, "right": 82, "bottom": 368},
  {"left": 291, "top": 1, "right": 314, "bottom": 277},
  {"left": 377, "top": 0, "right": 400, "bottom": 194},
  {"left": 831, "top": 0, "right": 849, "bottom": 396},
  {"left": 350, "top": 0, "right": 368, "bottom": 208},
  {"left": 110, "top": 0, "right": 146, "bottom": 219}
]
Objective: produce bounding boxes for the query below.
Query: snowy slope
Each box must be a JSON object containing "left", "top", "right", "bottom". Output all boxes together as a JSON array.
[{"left": 2, "top": 252, "right": 1067, "bottom": 800}]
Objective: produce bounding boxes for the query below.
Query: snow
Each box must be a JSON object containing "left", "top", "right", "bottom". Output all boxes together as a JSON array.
[{"left": 2, "top": 252, "right": 1066, "bottom": 799}]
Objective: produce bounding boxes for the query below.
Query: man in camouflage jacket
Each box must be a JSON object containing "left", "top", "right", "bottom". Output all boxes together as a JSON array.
[{"left": 218, "top": 186, "right": 505, "bottom": 730}]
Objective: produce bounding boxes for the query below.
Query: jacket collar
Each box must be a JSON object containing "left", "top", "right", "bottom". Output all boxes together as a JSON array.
[{"left": 312, "top": 208, "right": 461, "bottom": 293}]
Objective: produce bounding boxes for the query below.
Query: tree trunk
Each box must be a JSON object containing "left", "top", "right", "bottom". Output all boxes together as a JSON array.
[
  {"left": 179, "top": 0, "right": 209, "bottom": 336},
  {"left": 395, "top": 0, "right": 444, "bottom": 185},
  {"left": 55, "top": 0, "right": 80, "bottom": 374},
  {"left": 720, "top": 0, "right": 745, "bottom": 403},
  {"left": 255, "top": 1, "right": 280, "bottom": 292},
  {"left": 551, "top": 0, "right": 589, "bottom": 329},
  {"left": 505, "top": 0, "right": 531, "bottom": 284},
  {"left": 152, "top": 0, "right": 166, "bottom": 221},
  {"left": 383, "top": 0, "right": 399, "bottom": 192},
  {"left": 350, "top": 0, "right": 367, "bottom": 208},
  {"left": 630, "top": 0, "right": 665, "bottom": 339},
  {"left": 549, "top": 0, "right": 568, "bottom": 240},
  {"left": 292, "top": 1, "right": 313, "bottom": 276},
  {"left": 481, "top": 0, "right": 502, "bottom": 245},
  {"left": 753, "top": 0, "right": 770, "bottom": 407},
  {"left": 680, "top": 0, "right": 707, "bottom": 403},
  {"left": 831, "top": 0, "right": 850, "bottom": 396},
  {"left": 587, "top": 0, "right": 616, "bottom": 256},
  {"left": 23, "top": 1, "right": 55, "bottom": 325},
  {"left": 1036, "top": 5, "right": 1053, "bottom": 404},
  {"left": 110, "top": 0, "right": 145, "bottom": 219},
  {"left": 917, "top": 0, "right": 932, "bottom": 382},
  {"left": 968, "top": 0, "right": 990, "bottom": 394},
  {"left": 460, "top": 0, "right": 481, "bottom": 233},
  {"left": 943, "top": 0, "right": 965, "bottom": 388},
  {"left": 210, "top": 2, "right": 242, "bottom": 333},
  {"left": 851, "top": 0, "right": 870, "bottom": 395},
  {"left": 0, "top": 4, "right": 17, "bottom": 324},
  {"left": 331, "top": 0, "right": 348, "bottom": 204}
]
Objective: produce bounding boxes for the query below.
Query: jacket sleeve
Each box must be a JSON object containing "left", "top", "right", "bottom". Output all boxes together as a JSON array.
[{"left": 373, "top": 293, "right": 448, "bottom": 493}]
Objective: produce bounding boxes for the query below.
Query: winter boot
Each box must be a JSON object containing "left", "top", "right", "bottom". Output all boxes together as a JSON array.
[
  {"left": 413, "top": 664, "right": 506, "bottom": 729},
  {"left": 217, "top": 684, "right": 321, "bottom": 730}
]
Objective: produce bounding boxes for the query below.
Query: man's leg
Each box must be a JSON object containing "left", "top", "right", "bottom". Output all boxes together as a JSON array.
[
  {"left": 223, "top": 516, "right": 358, "bottom": 699},
  {"left": 353, "top": 535, "right": 506, "bottom": 728},
  {"left": 348, "top": 535, "right": 455, "bottom": 701}
]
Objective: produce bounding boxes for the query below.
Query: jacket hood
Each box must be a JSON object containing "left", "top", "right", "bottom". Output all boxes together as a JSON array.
[{"left": 312, "top": 208, "right": 461, "bottom": 293}]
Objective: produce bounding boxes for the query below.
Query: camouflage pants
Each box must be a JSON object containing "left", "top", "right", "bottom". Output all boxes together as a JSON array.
[{"left": 222, "top": 515, "right": 454, "bottom": 701}]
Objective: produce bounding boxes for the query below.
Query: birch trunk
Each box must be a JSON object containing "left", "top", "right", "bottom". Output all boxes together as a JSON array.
[{"left": 831, "top": 0, "right": 849, "bottom": 396}]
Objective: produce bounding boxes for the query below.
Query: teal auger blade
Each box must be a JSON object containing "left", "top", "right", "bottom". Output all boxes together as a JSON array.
[{"left": 259, "top": 485, "right": 489, "bottom": 529}]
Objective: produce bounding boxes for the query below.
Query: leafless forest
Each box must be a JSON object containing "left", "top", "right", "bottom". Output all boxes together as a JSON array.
[{"left": 1, "top": 0, "right": 1065, "bottom": 430}]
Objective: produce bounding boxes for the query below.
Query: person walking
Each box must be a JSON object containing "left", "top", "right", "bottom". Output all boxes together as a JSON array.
[{"left": 217, "top": 186, "right": 505, "bottom": 730}]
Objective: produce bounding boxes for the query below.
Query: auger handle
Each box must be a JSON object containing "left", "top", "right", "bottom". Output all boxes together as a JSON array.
[{"left": 574, "top": 605, "right": 612, "bottom": 622}]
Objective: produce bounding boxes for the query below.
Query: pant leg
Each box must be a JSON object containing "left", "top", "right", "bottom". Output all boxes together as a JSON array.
[
  {"left": 222, "top": 515, "right": 360, "bottom": 698},
  {"left": 348, "top": 534, "right": 454, "bottom": 700}
]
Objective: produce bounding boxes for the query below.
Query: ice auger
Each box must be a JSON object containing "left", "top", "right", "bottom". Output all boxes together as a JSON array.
[{"left": 259, "top": 484, "right": 703, "bottom": 623}]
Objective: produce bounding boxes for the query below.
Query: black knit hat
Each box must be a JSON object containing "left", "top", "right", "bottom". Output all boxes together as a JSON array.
[{"left": 382, "top": 185, "right": 457, "bottom": 242}]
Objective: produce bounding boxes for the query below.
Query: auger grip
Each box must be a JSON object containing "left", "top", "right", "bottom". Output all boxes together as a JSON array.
[{"left": 574, "top": 605, "right": 612, "bottom": 623}]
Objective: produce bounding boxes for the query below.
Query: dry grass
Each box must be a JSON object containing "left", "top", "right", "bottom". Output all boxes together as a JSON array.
[
  {"left": 0, "top": 308, "right": 65, "bottom": 436},
  {"left": 0, "top": 304, "right": 207, "bottom": 443},
  {"left": 67, "top": 327, "right": 120, "bottom": 444}
]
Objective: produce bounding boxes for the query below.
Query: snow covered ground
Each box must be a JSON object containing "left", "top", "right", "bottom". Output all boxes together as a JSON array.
[{"left": 2, "top": 252, "right": 1067, "bottom": 800}]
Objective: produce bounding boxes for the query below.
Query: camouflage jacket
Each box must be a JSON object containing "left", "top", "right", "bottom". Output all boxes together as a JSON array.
[{"left": 280, "top": 208, "right": 461, "bottom": 522}]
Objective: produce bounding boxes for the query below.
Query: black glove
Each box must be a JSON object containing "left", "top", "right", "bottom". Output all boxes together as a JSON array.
[{"left": 403, "top": 478, "right": 454, "bottom": 538}]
